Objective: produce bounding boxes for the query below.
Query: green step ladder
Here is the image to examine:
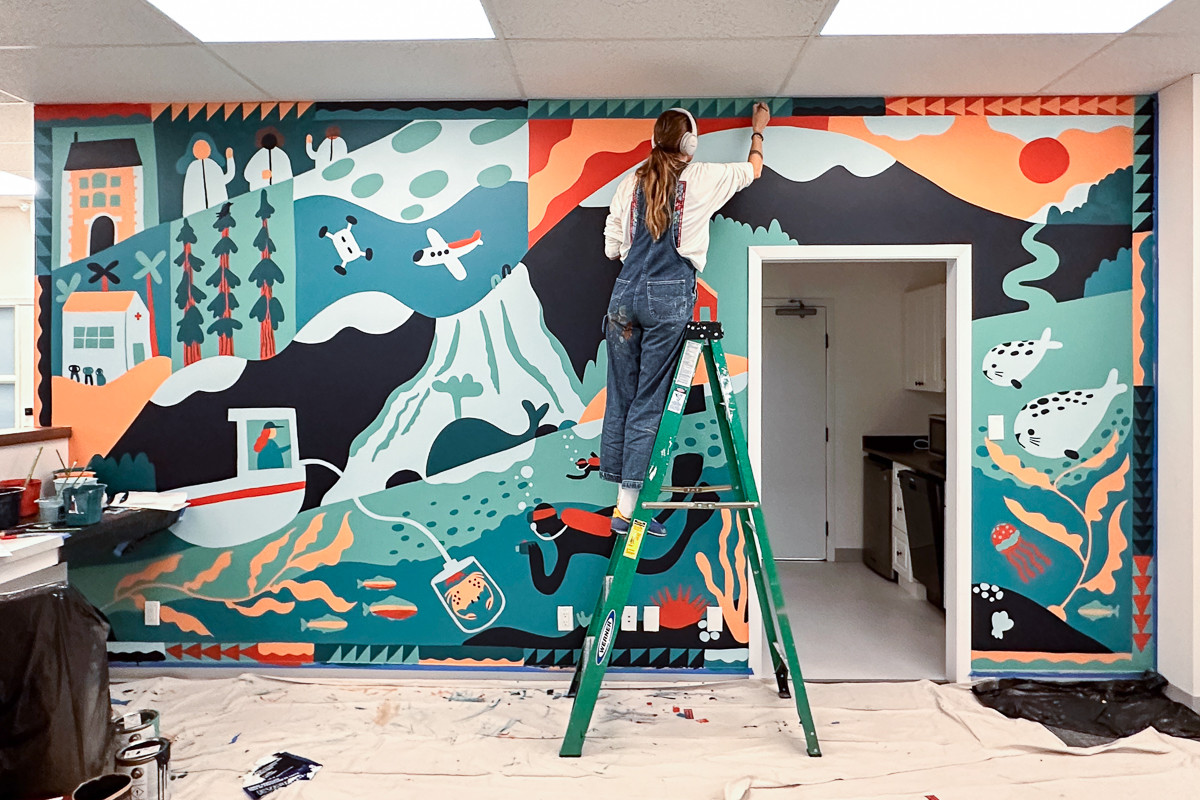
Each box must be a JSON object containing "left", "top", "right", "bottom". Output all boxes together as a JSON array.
[{"left": 560, "top": 320, "right": 822, "bottom": 758}]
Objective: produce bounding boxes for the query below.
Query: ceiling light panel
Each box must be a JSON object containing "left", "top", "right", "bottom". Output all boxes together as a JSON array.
[
  {"left": 146, "top": 0, "right": 494, "bottom": 42},
  {"left": 821, "top": 0, "right": 1176, "bottom": 35}
]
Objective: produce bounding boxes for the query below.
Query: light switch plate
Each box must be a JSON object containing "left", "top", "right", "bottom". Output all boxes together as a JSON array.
[
  {"left": 556, "top": 605, "right": 573, "bottom": 632},
  {"left": 621, "top": 605, "right": 638, "bottom": 631},
  {"left": 988, "top": 414, "right": 1005, "bottom": 441},
  {"left": 144, "top": 600, "right": 161, "bottom": 626},
  {"left": 706, "top": 606, "right": 723, "bottom": 632},
  {"left": 643, "top": 605, "right": 660, "bottom": 632}
]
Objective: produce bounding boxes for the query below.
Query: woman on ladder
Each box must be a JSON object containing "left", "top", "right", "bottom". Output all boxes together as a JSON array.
[{"left": 602, "top": 102, "right": 770, "bottom": 533}]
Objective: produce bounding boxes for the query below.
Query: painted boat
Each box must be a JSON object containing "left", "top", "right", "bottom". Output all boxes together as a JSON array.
[{"left": 169, "top": 407, "right": 307, "bottom": 547}]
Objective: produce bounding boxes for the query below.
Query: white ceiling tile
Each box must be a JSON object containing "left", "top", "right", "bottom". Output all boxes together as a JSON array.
[
  {"left": 0, "top": 0, "right": 194, "bottom": 46},
  {"left": 1043, "top": 33, "right": 1200, "bottom": 94},
  {"left": 510, "top": 38, "right": 801, "bottom": 99},
  {"left": 784, "top": 34, "right": 1115, "bottom": 96},
  {"left": 486, "top": 0, "right": 830, "bottom": 40},
  {"left": 0, "top": 46, "right": 267, "bottom": 103},
  {"left": 212, "top": 41, "right": 522, "bottom": 100},
  {"left": 1129, "top": 0, "right": 1200, "bottom": 35}
]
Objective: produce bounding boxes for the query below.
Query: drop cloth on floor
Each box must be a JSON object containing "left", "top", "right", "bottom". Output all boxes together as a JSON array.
[{"left": 109, "top": 675, "right": 1200, "bottom": 800}]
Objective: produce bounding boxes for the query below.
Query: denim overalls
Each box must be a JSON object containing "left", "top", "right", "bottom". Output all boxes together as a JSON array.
[{"left": 600, "top": 185, "right": 696, "bottom": 489}]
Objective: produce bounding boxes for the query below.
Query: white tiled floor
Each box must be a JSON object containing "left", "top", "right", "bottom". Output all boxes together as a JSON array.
[{"left": 776, "top": 560, "right": 947, "bottom": 681}]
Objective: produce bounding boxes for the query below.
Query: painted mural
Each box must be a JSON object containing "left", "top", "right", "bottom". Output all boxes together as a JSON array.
[{"left": 34, "top": 96, "right": 1154, "bottom": 675}]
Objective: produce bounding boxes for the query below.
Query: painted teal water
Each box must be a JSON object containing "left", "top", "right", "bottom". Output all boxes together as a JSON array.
[
  {"left": 410, "top": 170, "right": 449, "bottom": 198},
  {"left": 477, "top": 164, "right": 512, "bottom": 189},
  {"left": 322, "top": 158, "right": 355, "bottom": 181},
  {"left": 469, "top": 119, "right": 525, "bottom": 146},
  {"left": 1002, "top": 224, "right": 1060, "bottom": 312},
  {"left": 351, "top": 173, "right": 384, "bottom": 198},
  {"left": 392, "top": 121, "right": 442, "bottom": 153}
]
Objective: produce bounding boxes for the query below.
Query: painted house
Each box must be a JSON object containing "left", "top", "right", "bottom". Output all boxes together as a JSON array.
[
  {"left": 60, "top": 291, "right": 151, "bottom": 381},
  {"left": 59, "top": 136, "right": 144, "bottom": 266}
]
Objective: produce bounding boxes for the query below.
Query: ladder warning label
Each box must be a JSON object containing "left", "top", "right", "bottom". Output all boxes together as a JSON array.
[
  {"left": 622, "top": 520, "right": 647, "bottom": 559},
  {"left": 676, "top": 341, "right": 701, "bottom": 387},
  {"left": 667, "top": 386, "right": 687, "bottom": 415}
]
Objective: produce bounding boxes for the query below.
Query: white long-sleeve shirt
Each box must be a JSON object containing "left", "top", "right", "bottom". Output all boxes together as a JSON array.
[
  {"left": 306, "top": 136, "right": 348, "bottom": 166},
  {"left": 244, "top": 146, "right": 294, "bottom": 191},
  {"left": 182, "top": 155, "right": 236, "bottom": 216},
  {"left": 603, "top": 160, "right": 754, "bottom": 272}
]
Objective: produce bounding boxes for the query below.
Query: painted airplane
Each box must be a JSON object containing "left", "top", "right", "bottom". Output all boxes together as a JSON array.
[{"left": 412, "top": 227, "right": 482, "bottom": 281}]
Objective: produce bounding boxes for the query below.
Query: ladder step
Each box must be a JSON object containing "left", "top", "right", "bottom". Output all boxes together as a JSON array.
[
  {"left": 660, "top": 485, "right": 733, "bottom": 494},
  {"left": 641, "top": 501, "right": 759, "bottom": 510}
]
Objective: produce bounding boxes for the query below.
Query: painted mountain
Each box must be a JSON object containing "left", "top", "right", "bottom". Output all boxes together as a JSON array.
[
  {"left": 323, "top": 263, "right": 584, "bottom": 500},
  {"left": 526, "top": 159, "right": 1131, "bottom": 377}
]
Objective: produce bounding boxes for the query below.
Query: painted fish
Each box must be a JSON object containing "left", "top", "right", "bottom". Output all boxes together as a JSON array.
[
  {"left": 358, "top": 575, "right": 397, "bottom": 591},
  {"left": 1077, "top": 600, "right": 1120, "bottom": 621},
  {"left": 363, "top": 595, "right": 418, "bottom": 620},
  {"left": 300, "top": 614, "right": 348, "bottom": 633}
]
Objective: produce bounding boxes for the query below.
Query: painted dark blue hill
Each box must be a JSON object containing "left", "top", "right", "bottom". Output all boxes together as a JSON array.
[{"left": 107, "top": 312, "right": 436, "bottom": 509}]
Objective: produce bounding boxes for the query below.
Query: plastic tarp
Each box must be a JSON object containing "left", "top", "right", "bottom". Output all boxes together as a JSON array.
[
  {"left": 972, "top": 671, "right": 1200, "bottom": 743},
  {"left": 0, "top": 583, "right": 113, "bottom": 799}
]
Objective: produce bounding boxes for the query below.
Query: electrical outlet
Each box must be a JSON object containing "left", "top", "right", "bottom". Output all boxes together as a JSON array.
[
  {"left": 988, "top": 414, "right": 1005, "bottom": 441},
  {"left": 144, "top": 600, "right": 161, "bottom": 627},
  {"left": 643, "top": 605, "right": 660, "bottom": 632},
  {"left": 621, "top": 606, "right": 638, "bottom": 631},
  {"left": 556, "top": 605, "right": 573, "bottom": 632},
  {"left": 706, "top": 606, "right": 723, "bottom": 633}
]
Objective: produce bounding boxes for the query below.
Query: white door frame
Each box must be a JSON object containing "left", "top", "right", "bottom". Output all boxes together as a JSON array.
[
  {"left": 747, "top": 244, "right": 972, "bottom": 683},
  {"left": 761, "top": 296, "right": 833, "bottom": 561}
]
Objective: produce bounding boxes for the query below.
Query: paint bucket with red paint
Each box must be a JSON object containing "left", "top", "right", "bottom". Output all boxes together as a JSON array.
[{"left": 0, "top": 478, "right": 41, "bottom": 517}]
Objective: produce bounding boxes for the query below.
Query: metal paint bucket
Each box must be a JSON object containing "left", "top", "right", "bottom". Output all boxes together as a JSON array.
[
  {"left": 113, "top": 709, "right": 160, "bottom": 752},
  {"left": 72, "top": 773, "right": 132, "bottom": 800},
  {"left": 115, "top": 738, "right": 170, "bottom": 800}
]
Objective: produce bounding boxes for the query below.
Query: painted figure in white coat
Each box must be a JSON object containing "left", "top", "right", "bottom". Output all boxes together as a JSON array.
[
  {"left": 245, "top": 130, "right": 293, "bottom": 191},
  {"left": 306, "top": 125, "right": 348, "bottom": 168},
  {"left": 181, "top": 136, "right": 236, "bottom": 216}
]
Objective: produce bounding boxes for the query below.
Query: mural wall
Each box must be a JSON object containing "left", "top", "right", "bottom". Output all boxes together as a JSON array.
[{"left": 34, "top": 96, "right": 1155, "bottom": 675}]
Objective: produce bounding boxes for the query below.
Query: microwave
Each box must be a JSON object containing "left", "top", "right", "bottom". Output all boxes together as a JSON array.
[{"left": 929, "top": 414, "right": 946, "bottom": 458}]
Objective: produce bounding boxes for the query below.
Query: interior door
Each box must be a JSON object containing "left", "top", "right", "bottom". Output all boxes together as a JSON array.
[{"left": 762, "top": 304, "right": 828, "bottom": 560}]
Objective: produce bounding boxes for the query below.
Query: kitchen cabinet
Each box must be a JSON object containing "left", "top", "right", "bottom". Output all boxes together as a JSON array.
[{"left": 902, "top": 284, "right": 946, "bottom": 392}]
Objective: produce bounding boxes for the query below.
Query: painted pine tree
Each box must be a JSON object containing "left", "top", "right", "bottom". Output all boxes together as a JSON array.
[
  {"left": 248, "top": 190, "right": 285, "bottom": 359},
  {"left": 173, "top": 218, "right": 206, "bottom": 365},
  {"left": 206, "top": 201, "right": 242, "bottom": 356}
]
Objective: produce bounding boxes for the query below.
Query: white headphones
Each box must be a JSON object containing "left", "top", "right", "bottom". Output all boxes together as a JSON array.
[{"left": 659, "top": 107, "right": 698, "bottom": 157}]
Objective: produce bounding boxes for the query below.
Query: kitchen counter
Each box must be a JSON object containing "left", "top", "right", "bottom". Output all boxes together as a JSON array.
[{"left": 862, "top": 435, "right": 945, "bottom": 480}]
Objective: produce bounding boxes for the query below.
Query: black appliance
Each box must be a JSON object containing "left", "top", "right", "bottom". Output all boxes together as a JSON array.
[
  {"left": 862, "top": 455, "right": 894, "bottom": 580},
  {"left": 928, "top": 414, "right": 946, "bottom": 458},
  {"left": 899, "top": 469, "right": 945, "bottom": 609}
]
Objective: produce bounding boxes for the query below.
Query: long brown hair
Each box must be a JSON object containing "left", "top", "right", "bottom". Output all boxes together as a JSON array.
[{"left": 636, "top": 110, "right": 690, "bottom": 240}]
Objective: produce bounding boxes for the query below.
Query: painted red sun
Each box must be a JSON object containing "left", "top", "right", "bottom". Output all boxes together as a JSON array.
[{"left": 1019, "top": 137, "right": 1070, "bottom": 184}]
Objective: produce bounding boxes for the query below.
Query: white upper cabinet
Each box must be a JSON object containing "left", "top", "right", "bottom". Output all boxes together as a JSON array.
[{"left": 902, "top": 284, "right": 946, "bottom": 393}]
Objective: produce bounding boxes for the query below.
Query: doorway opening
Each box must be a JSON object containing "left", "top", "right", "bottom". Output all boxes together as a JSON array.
[{"left": 747, "top": 245, "right": 971, "bottom": 683}]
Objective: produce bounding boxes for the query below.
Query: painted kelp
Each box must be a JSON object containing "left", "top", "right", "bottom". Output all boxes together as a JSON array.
[{"left": 36, "top": 96, "right": 1152, "bottom": 674}]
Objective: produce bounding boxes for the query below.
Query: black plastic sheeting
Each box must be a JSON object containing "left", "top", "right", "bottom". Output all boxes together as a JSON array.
[
  {"left": 0, "top": 583, "right": 114, "bottom": 799},
  {"left": 973, "top": 672, "right": 1200, "bottom": 743}
]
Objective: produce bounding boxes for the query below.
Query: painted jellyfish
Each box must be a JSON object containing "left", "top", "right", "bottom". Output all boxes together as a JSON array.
[{"left": 991, "top": 522, "right": 1052, "bottom": 583}]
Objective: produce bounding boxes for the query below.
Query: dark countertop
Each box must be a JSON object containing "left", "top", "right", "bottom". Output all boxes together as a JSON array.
[{"left": 863, "top": 435, "right": 945, "bottom": 480}]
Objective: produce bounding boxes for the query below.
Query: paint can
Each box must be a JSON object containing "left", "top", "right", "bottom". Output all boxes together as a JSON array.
[
  {"left": 72, "top": 773, "right": 132, "bottom": 800},
  {"left": 115, "top": 738, "right": 170, "bottom": 800},
  {"left": 112, "top": 709, "right": 160, "bottom": 752}
]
